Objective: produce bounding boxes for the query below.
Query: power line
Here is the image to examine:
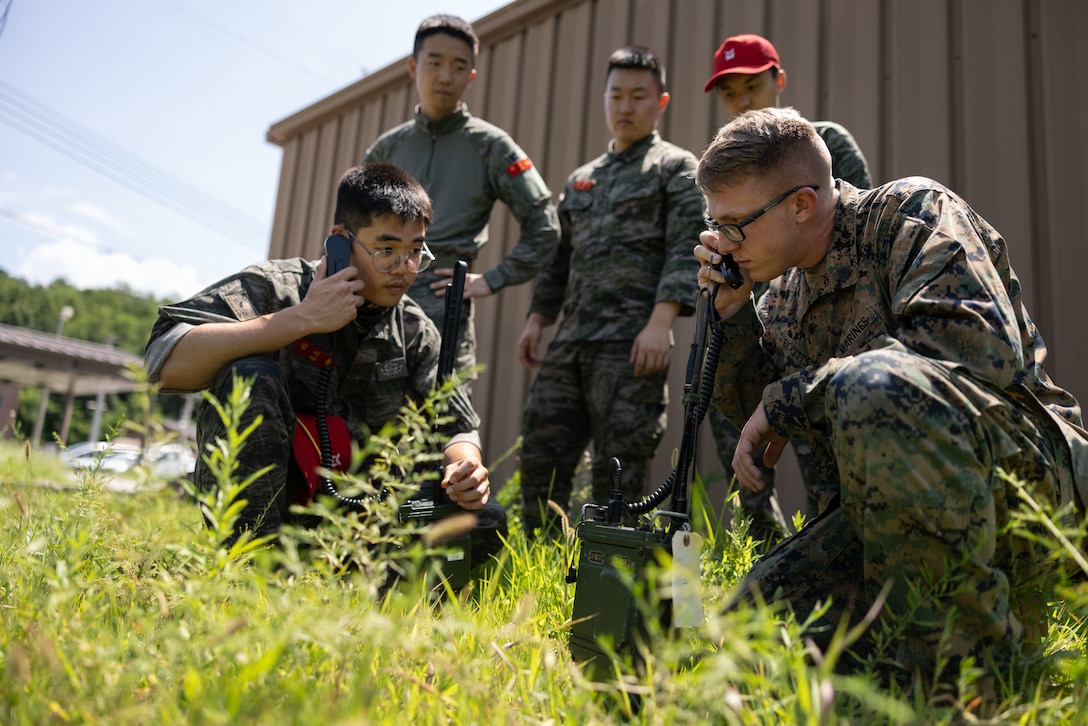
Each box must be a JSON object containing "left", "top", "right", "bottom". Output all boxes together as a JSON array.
[
  {"left": 0, "top": 0, "right": 11, "bottom": 38},
  {"left": 156, "top": 0, "right": 346, "bottom": 90},
  {"left": 0, "top": 81, "right": 267, "bottom": 251},
  {"left": 233, "top": 0, "right": 354, "bottom": 72}
]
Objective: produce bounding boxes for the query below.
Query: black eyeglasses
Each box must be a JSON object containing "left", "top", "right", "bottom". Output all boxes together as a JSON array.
[
  {"left": 704, "top": 185, "right": 819, "bottom": 242},
  {"left": 344, "top": 229, "right": 435, "bottom": 273}
]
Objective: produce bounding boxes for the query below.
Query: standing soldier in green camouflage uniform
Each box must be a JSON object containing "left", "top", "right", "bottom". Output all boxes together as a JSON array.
[
  {"left": 144, "top": 163, "right": 506, "bottom": 564},
  {"left": 517, "top": 46, "right": 704, "bottom": 538},
  {"left": 703, "top": 33, "right": 873, "bottom": 544},
  {"left": 364, "top": 14, "right": 560, "bottom": 382},
  {"left": 694, "top": 107, "right": 1087, "bottom": 700}
]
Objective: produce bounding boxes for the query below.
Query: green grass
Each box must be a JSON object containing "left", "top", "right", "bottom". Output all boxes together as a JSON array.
[{"left": 2, "top": 390, "right": 1087, "bottom": 724}]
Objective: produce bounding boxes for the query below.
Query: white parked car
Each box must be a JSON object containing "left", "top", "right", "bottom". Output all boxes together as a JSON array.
[
  {"left": 144, "top": 443, "right": 198, "bottom": 480},
  {"left": 64, "top": 441, "right": 197, "bottom": 480},
  {"left": 61, "top": 441, "right": 139, "bottom": 469}
]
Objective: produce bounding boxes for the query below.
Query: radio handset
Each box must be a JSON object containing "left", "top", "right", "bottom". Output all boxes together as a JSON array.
[
  {"left": 311, "top": 233, "right": 364, "bottom": 511},
  {"left": 324, "top": 234, "right": 352, "bottom": 276},
  {"left": 718, "top": 253, "right": 744, "bottom": 290}
]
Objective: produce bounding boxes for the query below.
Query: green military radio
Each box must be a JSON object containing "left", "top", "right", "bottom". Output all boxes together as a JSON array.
[{"left": 566, "top": 283, "right": 726, "bottom": 680}]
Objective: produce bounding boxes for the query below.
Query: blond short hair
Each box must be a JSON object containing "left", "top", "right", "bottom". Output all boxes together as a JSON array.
[{"left": 696, "top": 107, "right": 831, "bottom": 194}]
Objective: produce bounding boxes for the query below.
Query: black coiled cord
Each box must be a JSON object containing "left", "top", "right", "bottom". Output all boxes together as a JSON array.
[
  {"left": 315, "top": 365, "right": 370, "bottom": 512},
  {"left": 624, "top": 288, "right": 724, "bottom": 517}
]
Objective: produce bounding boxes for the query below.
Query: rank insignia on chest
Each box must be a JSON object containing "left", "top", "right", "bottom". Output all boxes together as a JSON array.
[
  {"left": 293, "top": 338, "right": 332, "bottom": 367},
  {"left": 506, "top": 157, "right": 533, "bottom": 176},
  {"left": 572, "top": 179, "right": 595, "bottom": 191},
  {"left": 376, "top": 357, "right": 408, "bottom": 381}
]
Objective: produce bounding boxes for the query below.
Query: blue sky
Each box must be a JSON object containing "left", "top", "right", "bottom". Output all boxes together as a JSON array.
[{"left": 0, "top": 0, "right": 506, "bottom": 300}]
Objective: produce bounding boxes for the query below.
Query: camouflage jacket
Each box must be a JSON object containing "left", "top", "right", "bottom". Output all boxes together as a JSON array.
[
  {"left": 530, "top": 131, "right": 705, "bottom": 342},
  {"left": 713, "top": 178, "right": 1088, "bottom": 499},
  {"left": 813, "top": 121, "right": 872, "bottom": 188},
  {"left": 364, "top": 104, "right": 560, "bottom": 293},
  {"left": 144, "top": 258, "right": 481, "bottom": 451}
]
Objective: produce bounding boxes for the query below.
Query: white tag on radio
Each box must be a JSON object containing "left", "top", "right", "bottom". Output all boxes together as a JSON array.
[{"left": 671, "top": 530, "right": 704, "bottom": 628}]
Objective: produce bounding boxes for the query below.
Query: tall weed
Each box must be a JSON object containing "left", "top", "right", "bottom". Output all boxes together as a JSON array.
[{"left": 0, "top": 378, "right": 1085, "bottom": 723}]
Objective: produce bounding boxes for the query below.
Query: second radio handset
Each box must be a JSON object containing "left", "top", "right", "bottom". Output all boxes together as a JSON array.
[{"left": 324, "top": 234, "right": 352, "bottom": 276}]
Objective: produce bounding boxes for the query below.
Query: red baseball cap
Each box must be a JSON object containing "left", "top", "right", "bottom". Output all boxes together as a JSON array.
[{"left": 703, "top": 34, "right": 781, "bottom": 92}]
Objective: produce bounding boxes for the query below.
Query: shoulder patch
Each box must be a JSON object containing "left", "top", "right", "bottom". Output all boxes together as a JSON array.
[
  {"left": 506, "top": 157, "right": 533, "bottom": 176},
  {"left": 572, "top": 179, "right": 595, "bottom": 192}
]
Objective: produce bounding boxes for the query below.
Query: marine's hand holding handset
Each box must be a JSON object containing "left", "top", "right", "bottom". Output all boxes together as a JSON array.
[
  {"left": 719, "top": 253, "right": 744, "bottom": 290},
  {"left": 324, "top": 234, "right": 352, "bottom": 276}
]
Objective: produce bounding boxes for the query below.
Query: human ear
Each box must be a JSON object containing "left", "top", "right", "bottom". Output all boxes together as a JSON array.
[{"left": 793, "top": 185, "right": 819, "bottom": 223}]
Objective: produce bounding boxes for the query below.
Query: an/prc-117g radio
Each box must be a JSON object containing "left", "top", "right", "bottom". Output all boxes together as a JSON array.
[{"left": 566, "top": 282, "right": 726, "bottom": 681}]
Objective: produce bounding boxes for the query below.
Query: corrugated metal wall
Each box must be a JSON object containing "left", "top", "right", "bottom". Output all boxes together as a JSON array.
[{"left": 266, "top": 0, "right": 1088, "bottom": 518}]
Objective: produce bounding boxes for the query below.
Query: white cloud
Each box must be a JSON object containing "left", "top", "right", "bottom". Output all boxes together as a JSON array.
[
  {"left": 70, "top": 201, "right": 131, "bottom": 236},
  {"left": 14, "top": 239, "right": 206, "bottom": 300},
  {"left": 16, "top": 210, "right": 101, "bottom": 247}
]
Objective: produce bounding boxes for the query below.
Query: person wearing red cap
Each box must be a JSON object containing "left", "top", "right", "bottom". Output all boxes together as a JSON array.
[
  {"left": 703, "top": 33, "right": 873, "bottom": 546},
  {"left": 704, "top": 34, "right": 871, "bottom": 189}
]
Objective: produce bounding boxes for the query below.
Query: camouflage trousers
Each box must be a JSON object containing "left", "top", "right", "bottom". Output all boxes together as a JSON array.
[
  {"left": 727, "top": 349, "right": 1070, "bottom": 685},
  {"left": 194, "top": 355, "right": 507, "bottom": 556},
  {"left": 707, "top": 405, "right": 820, "bottom": 544},
  {"left": 519, "top": 341, "right": 668, "bottom": 537}
]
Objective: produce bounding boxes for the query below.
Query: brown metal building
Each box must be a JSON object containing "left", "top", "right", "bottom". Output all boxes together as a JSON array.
[{"left": 264, "top": 0, "right": 1088, "bottom": 518}]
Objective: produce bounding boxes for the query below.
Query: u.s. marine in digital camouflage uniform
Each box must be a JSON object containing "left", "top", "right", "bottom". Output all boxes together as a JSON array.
[
  {"left": 694, "top": 107, "right": 1088, "bottom": 696},
  {"left": 145, "top": 163, "right": 506, "bottom": 566},
  {"left": 517, "top": 47, "right": 704, "bottom": 537},
  {"left": 702, "top": 32, "right": 875, "bottom": 545}
]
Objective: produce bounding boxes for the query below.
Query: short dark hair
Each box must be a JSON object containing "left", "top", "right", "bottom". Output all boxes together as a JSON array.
[
  {"left": 334, "top": 163, "right": 433, "bottom": 232},
  {"left": 606, "top": 46, "right": 666, "bottom": 94},
  {"left": 413, "top": 14, "right": 479, "bottom": 62}
]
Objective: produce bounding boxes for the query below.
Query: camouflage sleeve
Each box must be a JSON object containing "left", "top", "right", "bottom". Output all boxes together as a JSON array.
[
  {"left": 144, "top": 262, "right": 300, "bottom": 385},
  {"left": 526, "top": 187, "right": 573, "bottom": 323},
  {"left": 817, "top": 122, "right": 872, "bottom": 188},
  {"left": 480, "top": 136, "right": 561, "bottom": 293},
  {"left": 764, "top": 186, "right": 1025, "bottom": 440},
  {"left": 881, "top": 187, "right": 1024, "bottom": 385},
  {"left": 655, "top": 153, "right": 705, "bottom": 316}
]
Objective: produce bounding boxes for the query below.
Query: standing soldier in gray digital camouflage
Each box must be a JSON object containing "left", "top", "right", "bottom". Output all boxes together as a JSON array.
[
  {"left": 517, "top": 46, "right": 704, "bottom": 539},
  {"left": 694, "top": 106, "right": 1087, "bottom": 704},
  {"left": 364, "top": 14, "right": 560, "bottom": 386}
]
